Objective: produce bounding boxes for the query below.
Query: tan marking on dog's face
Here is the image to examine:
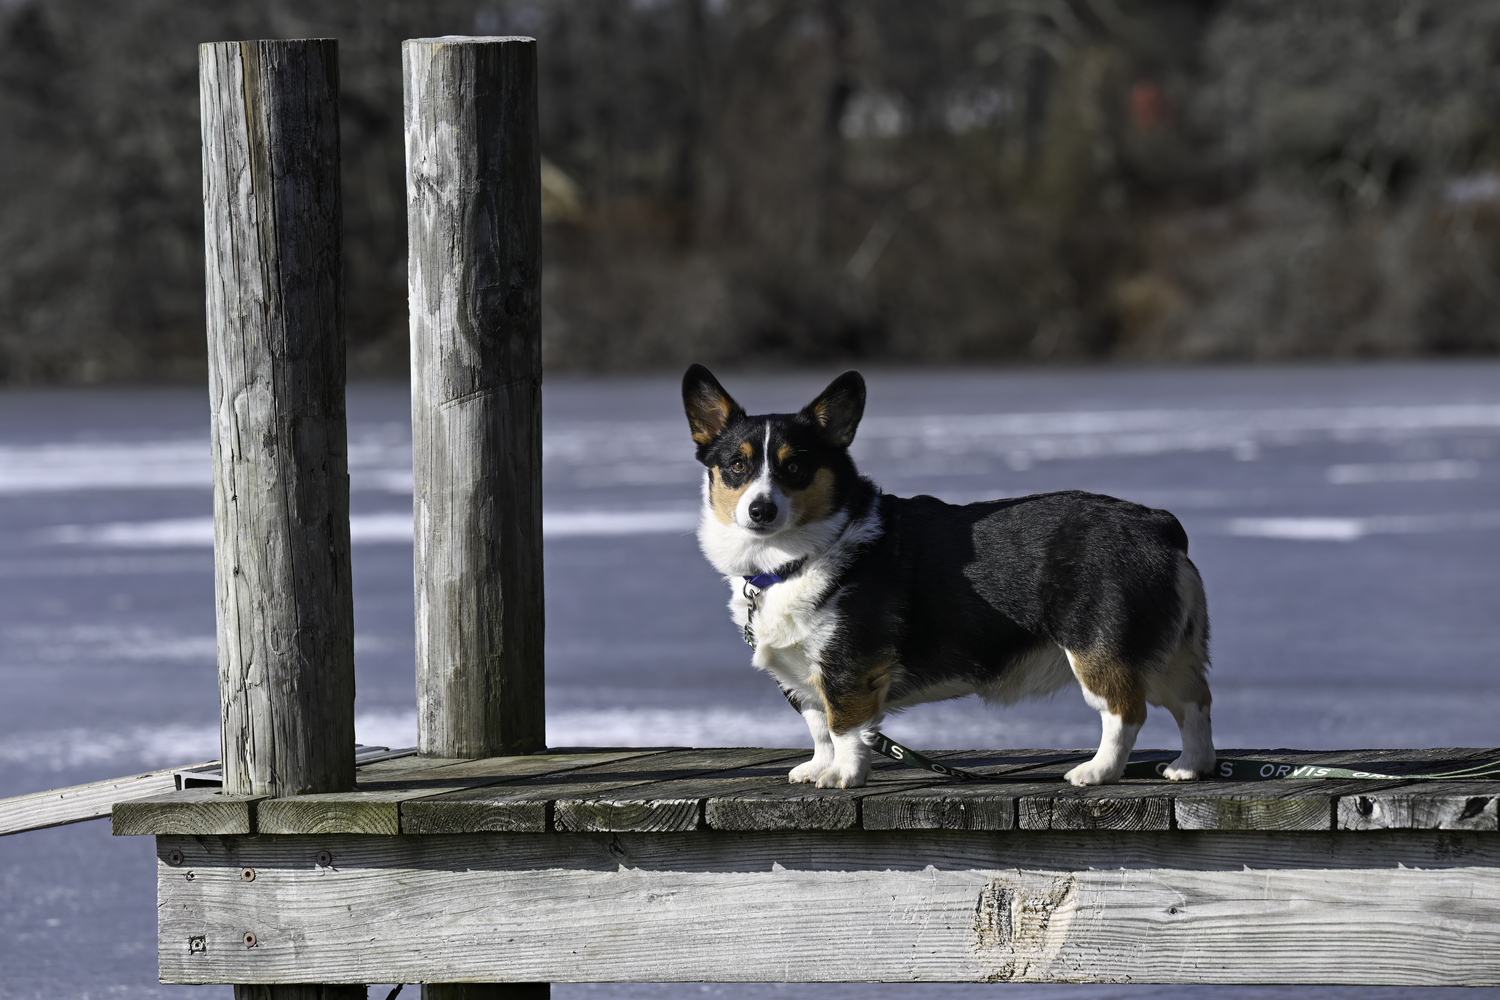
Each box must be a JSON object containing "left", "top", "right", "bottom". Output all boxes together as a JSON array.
[
  {"left": 710, "top": 466, "right": 750, "bottom": 525},
  {"left": 1069, "top": 652, "right": 1148, "bottom": 725},
  {"left": 776, "top": 443, "right": 794, "bottom": 462},
  {"left": 822, "top": 659, "right": 894, "bottom": 735},
  {"left": 789, "top": 467, "right": 836, "bottom": 527},
  {"left": 739, "top": 441, "right": 755, "bottom": 458}
]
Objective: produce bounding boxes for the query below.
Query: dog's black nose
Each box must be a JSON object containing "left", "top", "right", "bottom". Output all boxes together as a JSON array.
[{"left": 748, "top": 497, "right": 778, "bottom": 524}]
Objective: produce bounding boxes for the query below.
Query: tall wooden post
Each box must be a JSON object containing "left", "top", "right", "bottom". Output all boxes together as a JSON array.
[
  {"left": 405, "top": 36, "right": 546, "bottom": 762},
  {"left": 405, "top": 36, "right": 548, "bottom": 1000},
  {"left": 201, "top": 38, "right": 361, "bottom": 1000}
]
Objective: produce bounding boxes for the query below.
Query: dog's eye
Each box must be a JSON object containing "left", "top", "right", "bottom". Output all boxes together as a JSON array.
[
  {"left": 730, "top": 459, "right": 747, "bottom": 474},
  {"left": 785, "top": 462, "right": 799, "bottom": 475}
]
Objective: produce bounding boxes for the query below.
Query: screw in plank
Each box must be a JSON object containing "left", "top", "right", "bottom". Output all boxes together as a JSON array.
[
  {"left": 188, "top": 936, "right": 207, "bottom": 954},
  {"left": 316, "top": 850, "right": 333, "bottom": 867},
  {"left": 240, "top": 867, "right": 256, "bottom": 882},
  {"left": 243, "top": 931, "right": 257, "bottom": 948},
  {"left": 165, "top": 849, "right": 185, "bottom": 867}
]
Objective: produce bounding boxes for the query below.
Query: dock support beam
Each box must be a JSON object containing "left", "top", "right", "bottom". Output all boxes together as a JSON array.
[
  {"left": 405, "top": 36, "right": 545, "bottom": 761},
  {"left": 201, "top": 37, "right": 361, "bottom": 1000}
]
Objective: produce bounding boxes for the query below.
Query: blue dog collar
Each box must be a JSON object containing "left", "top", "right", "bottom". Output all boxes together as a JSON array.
[{"left": 742, "top": 558, "right": 806, "bottom": 592}]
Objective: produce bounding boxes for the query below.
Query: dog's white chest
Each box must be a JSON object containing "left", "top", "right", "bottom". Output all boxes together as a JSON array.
[{"left": 735, "top": 571, "right": 838, "bottom": 691}]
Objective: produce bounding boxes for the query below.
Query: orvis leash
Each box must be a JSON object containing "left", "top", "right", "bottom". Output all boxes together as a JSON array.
[
  {"left": 870, "top": 731, "right": 1500, "bottom": 782},
  {"left": 1120, "top": 756, "right": 1500, "bottom": 781}
]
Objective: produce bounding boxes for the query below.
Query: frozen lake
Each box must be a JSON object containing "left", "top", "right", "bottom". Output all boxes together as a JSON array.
[{"left": 2, "top": 361, "right": 1499, "bottom": 999}]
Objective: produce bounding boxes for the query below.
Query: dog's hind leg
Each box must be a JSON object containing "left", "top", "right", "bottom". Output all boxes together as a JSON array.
[
  {"left": 1150, "top": 563, "right": 1215, "bottom": 780},
  {"left": 1159, "top": 693, "right": 1214, "bottom": 781},
  {"left": 1064, "top": 649, "right": 1147, "bottom": 786}
]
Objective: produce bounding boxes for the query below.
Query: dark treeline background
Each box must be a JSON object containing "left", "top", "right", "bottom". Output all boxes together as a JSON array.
[{"left": 2, "top": 0, "right": 1499, "bottom": 383}]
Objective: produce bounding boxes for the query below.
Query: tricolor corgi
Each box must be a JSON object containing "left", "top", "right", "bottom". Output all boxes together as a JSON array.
[{"left": 682, "top": 364, "right": 1215, "bottom": 788}]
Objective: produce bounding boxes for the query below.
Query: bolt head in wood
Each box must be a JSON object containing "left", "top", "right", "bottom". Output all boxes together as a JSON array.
[
  {"left": 166, "top": 849, "right": 185, "bottom": 867},
  {"left": 243, "top": 931, "right": 257, "bottom": 948},
  {"left": 240, "top": 867, "right": 256, "bottom": 882},
  {"left": 316, "top": 850, "right": 333, "bottom": 867}
]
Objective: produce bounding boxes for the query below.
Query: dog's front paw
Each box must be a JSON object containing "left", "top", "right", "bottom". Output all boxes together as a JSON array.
[
  {"left": 1064, "top": 758, "right": 1124, "bottom": 786},
  {"left": 1161, "top": 752, "right": 1215, "bottom": 781},
  {"left": 788, "top": 757, "right": 832, "bottom": 783},
  {"left": 814, "top": 760, "right": 869, "bottom": 789}
]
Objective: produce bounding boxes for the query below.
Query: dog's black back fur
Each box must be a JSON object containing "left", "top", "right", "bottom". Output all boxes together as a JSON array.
[{"left": 821, "top": 488, "right": 1192, "bottom": 707}]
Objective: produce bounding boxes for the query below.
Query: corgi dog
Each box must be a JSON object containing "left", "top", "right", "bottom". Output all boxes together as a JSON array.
[{"left": 682, "top": 364, "right": 1215, "bottom": 789}]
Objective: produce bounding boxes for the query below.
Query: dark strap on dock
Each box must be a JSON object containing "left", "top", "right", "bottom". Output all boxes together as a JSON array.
[{"left": 871, "top": 731, "right": 1500, "bottom": 782}]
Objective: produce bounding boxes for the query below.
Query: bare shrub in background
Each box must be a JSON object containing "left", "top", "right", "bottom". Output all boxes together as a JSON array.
[{"left": 1, "top": 0, "right": 1498, "bottom": 382}]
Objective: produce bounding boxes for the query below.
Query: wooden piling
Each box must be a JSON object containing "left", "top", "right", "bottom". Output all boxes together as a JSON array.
[
  {"left": 201, "top": 37, "right": 361, "bottom": 1000},
  {"left": 202, "top": 37, "right": 356, "bottom": 799},
  {"left": 404, "top": 36, "right": 546, "bottom": 761}
]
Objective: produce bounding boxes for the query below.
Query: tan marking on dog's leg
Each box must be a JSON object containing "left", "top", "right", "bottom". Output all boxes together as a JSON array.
[
  {"left": 709, "top": 467, "right": 750, "bottom": 525},
  {"left": 824, "top": 659, "right": 892, "bottom": 735},
  {"left": 1068, "top": 651, "right": 1147, "bottom": 726},
  {"left": 1065, "top": 649, "right": 1145, "bottom": 786},
  {"left": 813, "top": 660, "right": 892, "bottom": 788},
  {"left": 789, "top": 467, "right": 837, "bottom": 527}
]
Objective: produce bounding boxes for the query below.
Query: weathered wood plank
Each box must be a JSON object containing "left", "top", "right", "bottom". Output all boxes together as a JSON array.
[
  {"left": 1155, "top": 748, "right": 1478, "bottom": 832},
  {"left": 1173, "top": 750, "right": 1389, "bottom": 832},
  {"left": 96, "top": 747, "right": 1500, "bottom": 837},
  {"left": 101, "top": 753, "right": 507, "bottom": 837},
  {"left": 861, "top": 750, "right": 1088, "bottom": 831},
  {"left": 1019, "top": 785, "right": 1174, "bottom": 831},
  {"left": 200, "top": 38, "right": 355, "bottom": 799},
  {"left": 406, "top": 35, "right": 544, "bottom": 760},
  {"left": 259, "top": 750, "right": 672, "bottom": 835},
  {"left": 1339, "top": 782, "right": 1500, "bottom": 831},
  {"left": 113, "top": 789, "right": 264, "bottom": 837},
  {"left": 865, "top": 749, "right": 1173, "bottom": 832},
  {"left": 863, "top": 791, "right": 1015, "bottom": 831},
  {"left": 158, "top": 827, "right": 1500, "bottom": 880},
  {"left": 1177, "top": 749, "right": 1500, "bottom": 831},
  {"left": 1323, "top": 749, "right": 1500, "bottom": 831},
  {"left": 404, "top": 748, "right": 795, "bottom": 834},
  {"left": 704, "top": 786, "right": 858, "bottom": 831},
  {"left": 948, "top": 751, "right": 1179, "bottom": 832},
  {"left": 0, "top": 760, "right": 216, "bottom": 837},
  {"left": 1176, "top": 788, "right": 1337, "bottom": 831},
  {"left": 157, "top": 832, "right": 1500, "bottom": 985},
  {"left": 553, "top": 751, "right": 807, "bottom": 833},
  {"left": 703, "top": 757, "right": 943, "bottom": 832}
]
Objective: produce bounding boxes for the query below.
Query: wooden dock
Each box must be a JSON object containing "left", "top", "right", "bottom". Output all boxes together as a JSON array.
[
  {"left": 114, "top": 746, "right": 1500, "bottom": 985},
  {"left": 44, "top": 30, "right": 1491, "bottom": 995}
]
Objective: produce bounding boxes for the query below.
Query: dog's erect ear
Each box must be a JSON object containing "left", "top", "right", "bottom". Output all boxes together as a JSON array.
[
  {"left": 682, "top": 364, "right": 743, "bottom": 445},
  {"left": 800, "top": 370, "right": 866, "bottom": 448}
]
